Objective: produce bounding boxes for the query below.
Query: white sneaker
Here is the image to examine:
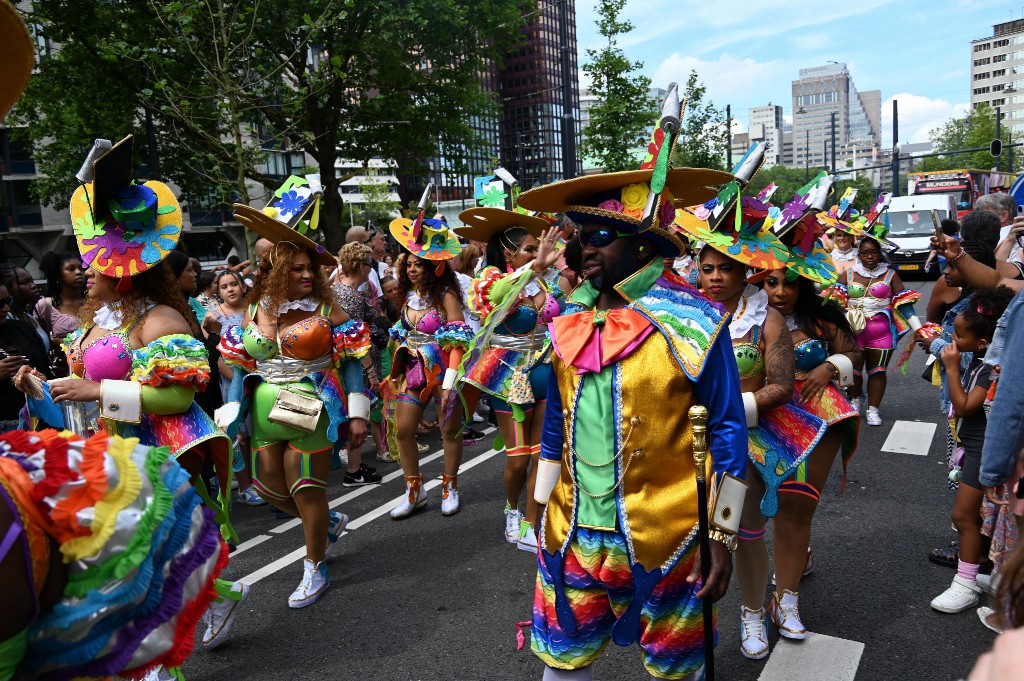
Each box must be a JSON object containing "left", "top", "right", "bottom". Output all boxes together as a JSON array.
[
  {"left": 977, "top": 571, "right": 1000, "bottom": 597},
  {"left": 739, "top": 606, "right": 769, "bottom": 659},
  {"left": 770, "top": 590, "right": 807, "bottom": 640},
  {"left": 505, "top": 505, "right": 523, "bottom": 544},
  {"left": 931, "top": 575, "right": 981, "bottom": 613},
  {"left": 865, "top": 406, "right": 882, "bottom": 426},
  {"left": 143, "top": 666, "right": 175, "bottom": 681},
  {"left": 849, "top": 396, "right": 861, "bottom": 413},
  {"left": 517, "top": 520, "right": 538, "bottom": 552},
  {"left": 440, "top": 474, "right": 460, "bottom": 516},
  {"left": 472, "top": 412, "right": 485, "bottom": 423},
  {"left": 288, "top": 558, "right": 329, "bottom": 608},
  {"left": 202, "top": 581, "right": 250, "bottom": 649},
  {"left": 977, "top": 606, "right": 1005, "bottom": 633},
  {"left": 325, "top": 511, "right": 349, "bottom": 559},
  {"left": 390, "top": 476, "right": 427, "bottom": 519}
]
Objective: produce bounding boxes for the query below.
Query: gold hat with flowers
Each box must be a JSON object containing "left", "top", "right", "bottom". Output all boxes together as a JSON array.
[
  {"left": 70, "top": 136, "right": 183, "bottom": 291},
  {"left": 1, "top": 0, "right": 33, "bottom": 121},
  {"left": 517, "top": 84, "right": 732, "bottom": 257},
  {"left": 233, "top": 174, "right": 336, "bottom": 267}
]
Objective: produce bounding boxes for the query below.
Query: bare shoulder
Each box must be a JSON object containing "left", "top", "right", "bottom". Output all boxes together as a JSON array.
[
  {"left": 139, "top": 304, "right": 193, "bottom": 343},
  {"left": 763, "top": 306, "right": 790, "bottom": 341}
]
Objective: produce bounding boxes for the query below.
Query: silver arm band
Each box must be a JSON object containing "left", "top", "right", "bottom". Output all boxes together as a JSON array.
[
  {"left": 741, "top": 391, "right": 758, "bottom": 428},
  {"left": 825, "top": 353, "right": 855, "bottom": 387},
  {"left": 907, "top": 315, "right": 923, "bottom": 332},
  {"left": 100, "top": 379, "right": 142, "bottom": 423},
  {"left": 441, "top": 368, "right": 459, "bottom": 391},
  {"left": 347, "top": 393, "right": 371, "bottom": 421}
]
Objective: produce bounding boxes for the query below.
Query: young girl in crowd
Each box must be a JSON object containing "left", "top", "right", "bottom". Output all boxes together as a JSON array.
[{"left": 931, "top": 286, "right": 1015, "bottom": 614}]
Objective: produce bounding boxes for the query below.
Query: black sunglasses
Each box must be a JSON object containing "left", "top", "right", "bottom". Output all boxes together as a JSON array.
[{"left": 579, "top": 228, "right": 638, "bottom": 249}]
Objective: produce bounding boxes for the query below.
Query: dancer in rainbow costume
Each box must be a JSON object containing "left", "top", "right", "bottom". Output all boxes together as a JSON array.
[
  {"left": 517, "top": 85, "right": 749, "bottom": 681},
  {"left": 676, "top": 144, "right": 830, "bottom": 661},
  {"left": 822, "top": 191, "right": 922, "bottom": 427},
  {"left": 455, "top": 172, "right": 563, "bottom": 553},
  {"left": 218, "top": 175, "right": 371, "bottom": 608}
]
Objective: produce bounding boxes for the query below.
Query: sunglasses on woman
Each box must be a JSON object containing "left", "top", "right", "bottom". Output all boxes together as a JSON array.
[{"left": 579, "top": 228, "right": 637, "bottom": 248}]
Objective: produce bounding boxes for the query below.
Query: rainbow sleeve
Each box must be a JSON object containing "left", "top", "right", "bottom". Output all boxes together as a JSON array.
[
  {"left": 332, "top": 319, "right": 371, "bottom": 364},
  {"left": 131, "top": 334, "right": 211, "bottom": 389}
]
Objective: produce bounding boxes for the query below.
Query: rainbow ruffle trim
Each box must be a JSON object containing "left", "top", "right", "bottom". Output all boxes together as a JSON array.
[
  {"left": 332, "top": 319, "right": 371, "bottom": 363},
  {"left": 218, "top": 324, "right": 255, "bottom": 372},
  {"left": 0, "top": 429, "right": 227, "bottom": 681},
  {"left": 131, "top": 334, "right": 211, "bottom": 388},
  {"left": 436, "top": 321, "right": 474, "bottom": 351},
  {"left": 469, "top": 266, "right": 505, "bottom": 319}
]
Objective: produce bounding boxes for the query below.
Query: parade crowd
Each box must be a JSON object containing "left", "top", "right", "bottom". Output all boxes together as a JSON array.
[{"left": 3, "top": 12, "right": 1024, "bottom": 678}]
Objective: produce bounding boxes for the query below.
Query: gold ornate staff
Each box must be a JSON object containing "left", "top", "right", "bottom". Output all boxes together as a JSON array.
[{"left": 689, "top": 404, "right": 715, "bottom": 681}]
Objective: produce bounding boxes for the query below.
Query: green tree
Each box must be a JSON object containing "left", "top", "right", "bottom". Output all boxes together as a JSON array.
[
  {"left": 917, "top": 103, "right": 1010, "bottom": 173},
  {"left": 670, "top": 71, "right": 729, "bottom": 171},
  {"left": 579, "top": 0, "right": 658, "bottom": 172},
  {"left": 360, "top": 179, "right": 401, "bottom": 227},
  {"left": 11, "top": 0, "right": 529, "bottom": 251}
]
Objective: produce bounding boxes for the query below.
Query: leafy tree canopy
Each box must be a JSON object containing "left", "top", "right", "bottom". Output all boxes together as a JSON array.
[{"left": 917, "top": 103, "right": 1011, "bottom": 173}]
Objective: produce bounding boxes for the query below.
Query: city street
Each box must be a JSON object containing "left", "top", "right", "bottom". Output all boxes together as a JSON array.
[{"left": 182, "top": 280, "right": 997, "bottom": 681}]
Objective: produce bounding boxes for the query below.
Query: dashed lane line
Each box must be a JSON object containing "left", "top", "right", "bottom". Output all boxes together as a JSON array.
[
  {"left": 230, "top": 533, "right": 274, "bottom": 557},
  {"left": 880, "top": 420, "right": 936, "bottom": 456},
  {"left": 238, "top": 446, "right": 501, "bottom": 585},
  {"left": 757, "top": 632, "right": 865, "bottom": 681},
  {"left": 268, "top": 426, "right": 496, "bottom": 534}
]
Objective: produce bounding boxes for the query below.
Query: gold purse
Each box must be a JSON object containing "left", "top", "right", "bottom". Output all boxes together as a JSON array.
[{"left": 267, "top": 386, "right": 323, "bottom": 433}]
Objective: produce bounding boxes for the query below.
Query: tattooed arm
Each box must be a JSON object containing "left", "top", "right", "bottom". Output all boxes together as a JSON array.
[{"left": 754, "top": 308, "right": 795, "bottom": 412}]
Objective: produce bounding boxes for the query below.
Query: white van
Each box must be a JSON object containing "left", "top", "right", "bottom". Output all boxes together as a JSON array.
[{"left": 885, "top": 194, "right": 957, "bottom": 275}]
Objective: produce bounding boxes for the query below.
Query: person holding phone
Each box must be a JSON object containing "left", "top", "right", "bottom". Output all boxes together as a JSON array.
[
  {"left": 0, "top": 283, "right": 53, "bottom": 432},
  {"left": 994, "top": 211, "right": 1024, "bottom": 280}
]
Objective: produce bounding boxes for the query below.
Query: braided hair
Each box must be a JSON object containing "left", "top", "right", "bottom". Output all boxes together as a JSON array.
[{"left": 959, "top": 285, "right": 1015, "bottom": 341}]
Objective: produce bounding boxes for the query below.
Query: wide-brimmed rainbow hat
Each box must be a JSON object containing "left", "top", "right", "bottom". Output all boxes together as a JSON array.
[
  {"left": 769, "top": 173, "right": 838, "bottom": 285},
  {"left": 518, "top": 84, "right": 732, "bottom": 257},
  {"left": 1, "top": 0, "right": 32, "bottom": 121},
  {"left": 70, "top": 136, "right": 183, "bottom": 290},
  {"left": 848, "top": 192, "right": 897, "bottom": 249},
  {"left": 673, "top": 143, "right": 790, "bottom": 270},
  {"left": 233, "top": 175, "right": 336, "bottom": 268},
  {"left": 390, "top": 216, "right": 463, "bottom": 260}
]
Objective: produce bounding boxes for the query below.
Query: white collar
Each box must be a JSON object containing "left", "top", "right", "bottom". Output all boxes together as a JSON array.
[
  {"left": 94, "top": 300, "right": 146, "bottom": 331},
  {"left": 729, "top": 286, "right": 769, "bottom": 339},
  {"left": 407, "top": 290, "right": 431, "bottom": 310},
  {"left": 831, "top": 248, "right": 857, "bottom": 262},
  {"left": 263, "top": 296, "right": 319, "bottom": 315},
  {"left": 853, "top": 261, "right": 889, "bottom": 278}
]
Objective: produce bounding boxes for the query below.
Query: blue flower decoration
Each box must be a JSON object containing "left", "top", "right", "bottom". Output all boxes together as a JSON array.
[
  {"left": 277, "top": 189, "right": 308, "bottom": 218},
  {"left": 133, "top": 221, "right": 181, "bottom": 264}
]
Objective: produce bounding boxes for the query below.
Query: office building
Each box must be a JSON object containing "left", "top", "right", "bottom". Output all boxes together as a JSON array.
[
  {"left": 970, "top": 19, "right": 1024, "bottom": 137},
  {"left": 790, "top": 63, "right": 881, "bottom": 173}
]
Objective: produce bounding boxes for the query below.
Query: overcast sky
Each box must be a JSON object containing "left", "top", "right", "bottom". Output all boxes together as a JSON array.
[{"left": 574, "top": 0, "right": 1019, "bottom": 147}]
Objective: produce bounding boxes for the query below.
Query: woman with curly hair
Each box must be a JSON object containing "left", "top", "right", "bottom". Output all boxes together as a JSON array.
[
  {"left": 221, "top": 175, "right": 372, "bottom": 607},
  {"left": 386, "top": 217, "right": 473, "bottom": 519},
  {"left": 14, "top": 140, "right": 245, "bottom": 662},
  {"left": 332, "top": 241, "right": 386, "bottom": 480},
  {"left": 454, "top": 207, "right": 562, "bottom": 551}
]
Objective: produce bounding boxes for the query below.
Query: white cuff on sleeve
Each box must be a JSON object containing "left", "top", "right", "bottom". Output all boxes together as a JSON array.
[
  {"left": 741, "top": 391, "right": 758, "bottom": 428},
  {"left": 347, "top": 393, "right": 371, "bottom": 421},
  {"left": 101, "top": 380, "right": 142, "bottom": 423},
  {"left": 826, "top": 354, "right": 855, "bottom": 387},
  {"left": 214, "top": 401, "right": 241, "bottom": 430},
  {"left": 534, "top": 459, "right": 561, "bottom": 504},
  {"left": 907, "top": 315, "right": 923, "bottom": 332},
  {"left": 441, "top": 368, "right": 459, "bottom": 391},
  {"left": 711, "top": 473, "right": 747, "bottom": 534}
]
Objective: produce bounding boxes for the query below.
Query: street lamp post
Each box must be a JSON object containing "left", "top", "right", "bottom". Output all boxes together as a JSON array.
[
  {"left": 726, "top": 104, "right": 732, "bottom": 169},
  {"left": 796, "top": 106, "right": 808, "bottom": 182},
  {"left": 830, "top": 111, "right": 837, "bottom": 174},
  {"left": 557, "top": 0, "right": 576, "bottom": 180},
  {"left": 997, "top": 105, "right": 1003, "bottom": 172}
]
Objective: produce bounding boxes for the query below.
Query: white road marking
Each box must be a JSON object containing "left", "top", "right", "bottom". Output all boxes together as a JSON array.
[
  {"left": 231, "top": 533, "right": 273, "bottom": 557},
  {"left": 238, "top": 446, "right": 501, "bottom": 585},
  {"left": 268, "top": 426, "right": 496, "bottom": 534},
  {"left": 757, "top": 632, "right": 865, "bottom": 681},
  {"left": 881, "top": 420, "right": 936, "bottom": 456}
]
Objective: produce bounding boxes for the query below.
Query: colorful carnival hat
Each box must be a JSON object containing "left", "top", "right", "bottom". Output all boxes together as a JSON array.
[
  {"left": 849, "top": 192, "right": 898, "bottom": 249},
  {"left": 389, "top": 183, "right": 462, "bottom": 261},
  {"left": 457, "top": 167, "right": 552, "bottom": 242},
  {"left": 1, "top": 0, "right": 33, "bottom": 120},
  {"left": 233, "top": 174, "right": 335, "bottom": 267},
  {"left": 70, "top": 136, "right": 183, "bottom": 290},
  {"left": 673, "top": 143, "right": 790, "bottom": 270},
  {"left": 517, "top": 83, "right": 732, "bottom": 257},
  {"left": 770, "top": 174, "right": 838, "bottom": 286}
]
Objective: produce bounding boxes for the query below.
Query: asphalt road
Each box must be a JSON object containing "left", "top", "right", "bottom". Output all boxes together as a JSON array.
[{"left": 183, "top": 277, "right": 999, "bottom": 681}]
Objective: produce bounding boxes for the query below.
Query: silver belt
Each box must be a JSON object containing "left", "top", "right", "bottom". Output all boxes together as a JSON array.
[
  {"left": 490, "top": 330, "right": 547, "bottom": 352},
  {"left": 405, "top": 331, "right": 436, "bottom": 350},
  {"left": 256, "top": 355, "right": 332, "bottom": 384}
]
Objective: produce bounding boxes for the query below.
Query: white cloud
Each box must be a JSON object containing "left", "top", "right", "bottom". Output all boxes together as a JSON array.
[
  {"left": 881, "top": 93, "right": 968, "bottom": 147},
  {"left": 651, "top": 53, "right": 790, "bottom": 119}
]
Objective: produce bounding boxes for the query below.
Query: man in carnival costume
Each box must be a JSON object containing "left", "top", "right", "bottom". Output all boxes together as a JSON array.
[{"left": 516, "top": 85, "right": 749, "bottom": 681}]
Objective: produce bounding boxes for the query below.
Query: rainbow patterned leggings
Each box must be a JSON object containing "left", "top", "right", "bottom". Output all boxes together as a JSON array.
[{"left": 531, "top": 527, "right": 709, "bottom": 680}]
